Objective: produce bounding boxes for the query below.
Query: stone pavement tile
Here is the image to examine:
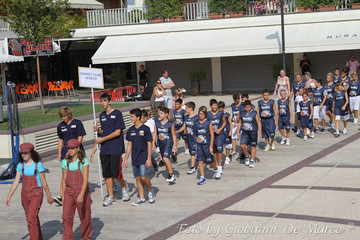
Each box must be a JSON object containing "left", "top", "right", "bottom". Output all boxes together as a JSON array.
[
  {"left": 272, "top": 167, "right": 333, "bottom": 186},
  {"left": 282, "top": 190, "right": 360, "bottom": 221},
  {"left": 313, "top": 168, "right": 360, "bottom": 188},
  {"left": 224, "top": 189, "right": 303, "bottom": 212}
]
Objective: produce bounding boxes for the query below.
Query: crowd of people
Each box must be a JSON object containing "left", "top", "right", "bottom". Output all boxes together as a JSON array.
[{"left": 5, "top": 58, "right": 360, "bottom": 239}]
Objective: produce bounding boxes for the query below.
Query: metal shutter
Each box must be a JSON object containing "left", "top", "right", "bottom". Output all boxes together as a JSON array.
[
  {"left": 305, "top": 49, "right": 360, "bottom": 80},
  {"left": 221, "top": 54, "right": 294, "bottom": 93},
  {"left": 146, "top": 58, "right": 213, "bottom": 93}
]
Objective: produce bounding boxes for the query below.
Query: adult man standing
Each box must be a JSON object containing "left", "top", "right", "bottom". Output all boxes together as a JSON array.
[
  {"left": 300, "top": 54, "right": 312, "bottom": 75},
  {"left": 159, "top": 70, "right": 175, "bottom": 110}
]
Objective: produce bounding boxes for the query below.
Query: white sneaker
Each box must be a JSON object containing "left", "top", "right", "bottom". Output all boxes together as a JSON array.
[
  {"left": 296, "top": 129, "right": 301, "bottom": 137},
  {"left": 271, "top": 141, "right": 276, "bottom": 151},
  {"left": 218, "top": 166, "right": 223, "bottom": 174},
  {"left": 122, "top": 185, "right": 130, "bottom": 202},
  {"left": 166, "top": 174, "right": 175, "bottom": 183},
  {"left": 249, "top": 159, "right": 256, "bottom": 168},
  {"left": 148, "top": 190, "right": 155, "bottom": 204},
  {"left": 331, "top": 124, "right": 335, "bottom": 129},
  {"left": 103, "top": 195, "right": 116, "bottom": 207},
  {"left": 132, "top": 198, "right": 145, "bottom": 206},
  {"left": 354, "top": 119, "right": 358, "bottom": 124},
  {"left": 224, "top": 157, "right": 231, "bottom": 165},
  {"left": 343, "top": 129, "right": 347, "bottom": 135},
  {"left": 285, "top": 138, "right": 290, "bottom": 146},
  {"left": 280, "top": 137, "right": 286, "bottom": 145},
  {"left": 184, "top": 149, "right": 189, "bottom": 155},
  {"left": 309, "top": 132, "right": 315, "bottom": 139},
  {"left": 303, "top": 136, "right": 308, "bottom": 141},
  {"left": 187, "top": 167, "right": 196, "bottom": 174},
  {"left": 230, "top": 150, "right": 237, "bottom": 156},
  {"left": 213, "top": 169, "right": 221, "bottom": 180},
  {"left": 264, "top": 144, "right": 271, "bottom": 152},
  {"left": 245, "top": 157, "right": 250, "bottom": 166}
]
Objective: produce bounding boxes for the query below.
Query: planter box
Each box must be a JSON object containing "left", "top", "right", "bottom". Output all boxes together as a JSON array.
[
  {"left": 297, "top": 7, "right": 313, "bottom": 13},
  {"left": 318, "top": 5, "right": 336, "bottom": 11},
  {"left": 228, "top": 11, "right": 245, "bottom": 18},
  {"left": 209, "top": 13, "right": 225, "bottom": 19},
  {"left": 169, "top": 16, "right": 185, "bottom": 22},
  {"left": 191, "top": 80, "right": 200, "bottom": 96},
  {"left": 150, "top": 18, "right": 164, "bottom": 23},
  {"left": 352, "top": 3, "right": 360, "bottom": 9}
]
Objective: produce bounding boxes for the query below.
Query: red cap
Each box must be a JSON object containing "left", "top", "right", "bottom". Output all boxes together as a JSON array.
[
  {"left": 19, "top": 143, "right": 34, "bottom": 153},
  {"left": 66, "top": 139, "right": 80, "bottom": 148}
]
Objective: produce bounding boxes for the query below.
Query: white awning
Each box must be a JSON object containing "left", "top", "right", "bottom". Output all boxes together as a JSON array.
[
  {"left": 0, "top": 40, "right": 23, "bottom": 63},
  {"left": 92, "top": 19, "right": 360, "bottom": 64},
  {"left": 69, "top": 0, "right": 104, "bottom": 9}
]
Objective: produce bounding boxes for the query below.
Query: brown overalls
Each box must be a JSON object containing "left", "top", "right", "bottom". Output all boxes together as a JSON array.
[
  {"left": 62, "top": 161, "right": 92, "bottom": 240},
  {"left": 21, "top": 162, "right": 44, "bottom": 240}
]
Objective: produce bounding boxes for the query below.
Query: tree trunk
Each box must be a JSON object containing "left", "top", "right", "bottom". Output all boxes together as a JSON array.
[{"left": 36, "top": 47, "right": 45, "bottom": 114}]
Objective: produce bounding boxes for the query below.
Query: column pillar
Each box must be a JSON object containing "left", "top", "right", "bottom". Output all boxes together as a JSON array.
[
  {"left": 211, "top": 57, "right": 222, "bottom": 93},
  {"left": 293, "top": 53, "right": 303, "bottom": 78}
]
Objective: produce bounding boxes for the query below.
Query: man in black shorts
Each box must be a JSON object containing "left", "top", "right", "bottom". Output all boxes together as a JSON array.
[{"left": 94, "top": 93, "right": 130, "bottom": 206}]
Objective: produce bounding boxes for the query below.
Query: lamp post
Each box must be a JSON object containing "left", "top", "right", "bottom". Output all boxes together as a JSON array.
[{"left": 280, "top": 0, "right": 286, "bottom": 70}]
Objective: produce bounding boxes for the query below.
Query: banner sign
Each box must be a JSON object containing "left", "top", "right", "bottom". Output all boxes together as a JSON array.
[
  {"left": 7, "top": 37, "right": 54, "bottom": 57},
  {"left": 78, "top": 67, "right": 104, "bottom": 89}
]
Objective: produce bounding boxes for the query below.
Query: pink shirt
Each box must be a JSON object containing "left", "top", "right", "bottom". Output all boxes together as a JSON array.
[{"left": 346, "top": 60, "right": 360, "bottom": 74}]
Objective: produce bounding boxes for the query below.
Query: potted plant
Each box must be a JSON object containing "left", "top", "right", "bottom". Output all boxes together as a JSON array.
[
  {"left": 295, "top": 0, "right": 316, "bottom": 12},
  {"left": 111, "top": 68, "right": 127, "bottom": 87},
  {"left": 145, "top": 0, "right": 165, "bottom": 22},
  {"left": 318, "top": 0, "right": 338, "bottom": 11},
  {"left": 208, "top": 0, "right": 225, "bottom": 19},
  {"left": 227, "top": 0, "right": 248, "bottom": 18},
  {"left": 146, "top": 0, "right": 185, "bottom": 22},
  {"left": 169, "top": 0, "right": 185, "bottom": 21},
  {"left": 352, "top": 0, "right": 360, "bottom": 9},
  {"left": 253, "top": 0, "right": 281, "bottom": 15},
  {"left": 187, "top": 67, "right": 206, "bottom": 96}
]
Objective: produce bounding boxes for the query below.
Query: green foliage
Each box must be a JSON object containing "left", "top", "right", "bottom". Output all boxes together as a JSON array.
[
  {"left": 295, "top": 0, "right": 318, "bottom": 8},
  {"left": 352, "top": 0, "right": 360, "bottom": 3},
  {"left": 209, "top": 0, "right": 248, "bottom": 14},
  {"left": 318, "top": 0, "right": 340, "bottom": 6},
  {"left": 187, "top": 68, "right": 206, "bottom": 82},
  {"left": 111, "top": 68, "right": 128, "bottom": 84},
  {"left": 1, "top": 0, "right": 71, "bottom": 45},
  {"left": 145, "top": 0, "right": 185, "bottom": 19},
  {"left": 272, "top": 60, "right": 291, "bottom": 81}
]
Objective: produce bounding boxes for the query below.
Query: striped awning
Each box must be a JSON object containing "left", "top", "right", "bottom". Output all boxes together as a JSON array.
[{"left": 69, "top": 0, "right": 104, "bottom": 9}]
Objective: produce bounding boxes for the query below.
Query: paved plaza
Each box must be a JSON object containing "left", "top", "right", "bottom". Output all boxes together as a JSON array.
[{"left": 0, "top": 94, "right": 359, "bottom": 240}]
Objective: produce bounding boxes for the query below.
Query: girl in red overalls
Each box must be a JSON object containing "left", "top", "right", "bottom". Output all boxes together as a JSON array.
[
  {"left": 6, "top": 143, "right": 54, "bottom": 240},
  {"left": 61, "top": 139, "right": 92, "bottom": 240}
]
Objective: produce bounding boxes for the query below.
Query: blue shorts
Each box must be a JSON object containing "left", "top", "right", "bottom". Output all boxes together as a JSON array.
[
  {"left": 176, "top": 129, "right": 187, "bottom": 140},
  {"left": 186, "top": 134, "right": 196, "bottom": 156},
  {"left": 300, "top": 116, "right": 313, "bottom": 129},
  {"left": 325, "top": 100, "right": 333, "bottom": 112},
  {"left": 196, "top": 144, "right": 214, "bottom": 164},
  {"left": 158, "top": 141, "right": 173, "bottom": 159},
  {"left": 132, "top": 164, "right": 148, "bottom": 178},
  {"left": 213, "top": 133, "right": 224, "bottom": 153},
  {"left": 278, "top": 115, "right": 290, "bottom": 130},
  {"left": 224, "top": 131, "right": 231, "bottom": 145},
  {"left": 240, "top": 131, "right": 258, "bottom": 146},
  {"left": 261, "top": 118, "right": 276, "bottom": 138},
  {"left": 297, "top": 112, "right": 301, "bottom": 120}
]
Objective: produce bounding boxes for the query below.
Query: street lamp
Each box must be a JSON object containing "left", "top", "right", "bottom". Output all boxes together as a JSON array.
[{"left": 280, "top": 0, "right": 286, "bottom": 70}]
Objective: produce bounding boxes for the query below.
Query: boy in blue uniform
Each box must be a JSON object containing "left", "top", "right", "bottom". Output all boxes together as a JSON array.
[
  {"left": 208, "top": 99, "right": 226, "bottom": 174},
  {"left": 177, "top": 102, "right": 199, "bottom": 174},
  {"left": 325, "top": 73, "right": 336, "bottom": 129},
  {"left": 154, "top": 106, "right": 177, "bottom": 183},
  {"left": 93, "top": 93, "right": 130, "bottom": 206},
  {"left": 299, "top": 92, "right": 314, "bottom": 141},
  {"left": 277, "top": 90, "right": 292, "bottom": 145},
  {"left": 124, "top": 109, "right": 155, "bottom": 206},
  {"left": 218, "top": 101, "right": 232, "bottom": 165},
  {"left": 333, "top": 82, "right": 349, "bottom": 137},
  {"left": 231, "top": 94, "right": 241, "bottom": 156},
  {"left": 257, "top": 89, "right": 278, "bottom": 151},
  {"left": 172, "top": 99, "right": 187, "bottom": 163},
  {"left": 290, "top": 73, "right": 305, "bottom": 132},
  {"left": 236, "top": 100, "right": 262, "bottom": 168},
  {"left": 313, "top": 79, "right": 327, "bottom": 132},
  {"left": 194, "top": 106, "right": 221, "bottom": 185},
  {"left": 348, "top": 72, "right": 360, "bottom": 124}
]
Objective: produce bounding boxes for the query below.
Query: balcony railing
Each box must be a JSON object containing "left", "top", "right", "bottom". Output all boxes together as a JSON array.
[
  {"left": 0, "top": 19, "right": 10, "bottom": 31},
  {"left": 86, "top": 0, "right": 354, "bottom": 27}
]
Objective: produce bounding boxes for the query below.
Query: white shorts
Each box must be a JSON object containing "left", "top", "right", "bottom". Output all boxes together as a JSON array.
[
  {"left": 231, "top": 124, "right": 238, "bottom": 140},
  {"left": 163, "top": 95, "right": 174, "bottom": 109},
  {"left": 350, "top": 96, "right": 360, "bottom": 111},
  {"left": 335, "top": 114, "right": 350, "bottom": 121},
  {"left": 225, "top": 144, "right": 232, "bottom": 149},
  {"left": 313, "top": 105, "right": 326, "bottom": 120}
]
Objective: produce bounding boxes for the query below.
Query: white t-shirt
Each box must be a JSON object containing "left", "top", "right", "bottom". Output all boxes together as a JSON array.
[
  {"left": 154, "top": 88, "right": 164, "bottom": 102},
  {"left": 295, "top": 96, "right": 303, "bottom": 112},
  {"left": 144, "top": 119, "right": 155, "bottom": 133},
  {"left": 159, "top": 76, "right": 173, "bottom": 96}
]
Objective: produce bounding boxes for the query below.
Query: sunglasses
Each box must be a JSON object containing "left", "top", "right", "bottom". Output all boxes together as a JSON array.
[{"left": 156, "top": 82, "right": 161, "bottom": 84}]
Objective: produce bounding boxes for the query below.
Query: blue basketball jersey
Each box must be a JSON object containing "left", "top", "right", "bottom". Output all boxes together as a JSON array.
[
  {"left": 334, "top": 75, "right": 341, "bottom": 83},
  {"left": 313, "top": 87, "right": 326, "bottom": 106},
  {"left": 299, "top": 100, "right": 312, "bottom": 116},
  {"left": 325, "top": 83, "right": 336, "bottom": 101},
  {"left": 240, "top": 110, "right": 258, "bottom": 131},
  {"left": 277, "top": 99, "right": 290, "bottom": 116},
  {"left": 185, "top": 115, "right": 200, "bottom": 136},
  {"left": 333, "top": 91, "right": 348, "bottom": 115},
  {"left": 293, "top": 81, "right": 306, "bottom": 99},
  {"left": 231, "top": 103, "right": 241, "bottom": 122},
  {"left": 208, "top": 111, "right": 224, "bottom": 133},
  {"left": 155, "top": 119, "right": 173, "bottom": 143},
  {"left": 224, "top": 112, "right": 231, "bottom": 134},
  {"left": 173, "top": 109, "right": 186, "bottom": 129},
  {"left": 194, "top": 119, "right": 211, "bottom": 145},
  {"left": 349, "top": 80, "right": 360, "bottom": 97},
  {"left": 258, "top": 99, "right": 275, "bottom": 118}
]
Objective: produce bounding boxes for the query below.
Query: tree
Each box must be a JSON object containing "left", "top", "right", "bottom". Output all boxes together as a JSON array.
[{"left": 1, "top": 0, "right": 71, "bottom": 114}]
